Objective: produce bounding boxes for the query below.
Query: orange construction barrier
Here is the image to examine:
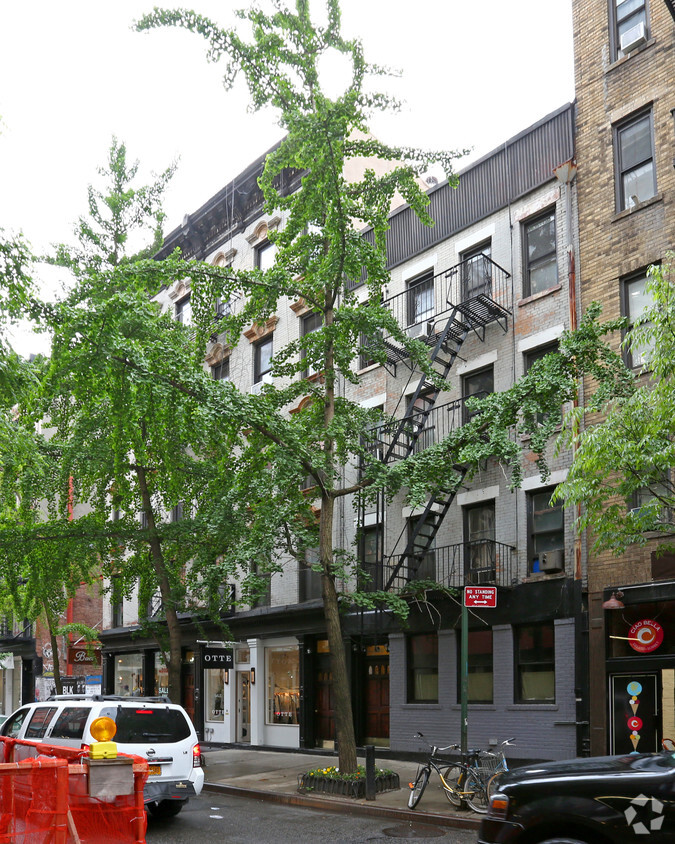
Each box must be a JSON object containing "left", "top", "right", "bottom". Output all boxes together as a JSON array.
[{"left": 0, "top": 738, "right": 148, "bottom": 844}]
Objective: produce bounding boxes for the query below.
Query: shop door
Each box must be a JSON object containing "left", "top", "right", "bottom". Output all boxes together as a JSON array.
[
  {"left": 181, "top": 660, "right": 195, "bottom": 723},
  {"left": 237, "top": 671, "right": 250, "bottom": 743},
  {"left": 364, "top": 654, "right": 390, "bottom": 746},
  {"left": 609, "top": 672, "right": 660, "bottom": 754},
  {"left": 315, "top": 656, "right": 334, "bottom": 748}
]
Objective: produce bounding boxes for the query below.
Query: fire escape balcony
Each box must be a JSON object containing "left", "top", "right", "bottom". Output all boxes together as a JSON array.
[{"left": 360, "top": 540, "right": 517, "bottom": 594}]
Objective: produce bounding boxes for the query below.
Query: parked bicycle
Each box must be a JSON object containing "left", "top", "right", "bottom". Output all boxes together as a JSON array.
[
  {"left": 478, "top": 737, "right": 515, "bottom": 798},
  {"left": 407, "top": 732, "right": 490, "bottom": 813}
]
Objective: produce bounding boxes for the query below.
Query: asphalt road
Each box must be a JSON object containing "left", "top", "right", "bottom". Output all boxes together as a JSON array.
[{"left": 146, "top": 793, "right": 479, "bottom": 844}]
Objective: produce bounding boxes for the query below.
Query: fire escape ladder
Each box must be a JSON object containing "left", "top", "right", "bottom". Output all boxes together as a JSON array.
[
  {"left": 383, "top": 467, "right": 468, "bottom": 592},
  {"left": 382, "top": 307, "right": 470, "bottom": 464}
]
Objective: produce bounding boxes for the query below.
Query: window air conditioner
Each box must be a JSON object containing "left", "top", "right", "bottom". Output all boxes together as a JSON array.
[
  {"left": 539, "top": 550, "right": 564, "bottom": 572},
  {"left": 406, "top": 322, "right": 428, "bottom": 339},
  {"left": 469, "top": 567, "right": 496, "bottom": 585},
  {"left": 620, "top": 21, "right": 647, "bottom": 54}
]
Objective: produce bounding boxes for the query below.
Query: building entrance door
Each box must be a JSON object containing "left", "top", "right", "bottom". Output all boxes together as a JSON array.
[
  {"left": 237, "top": 671, "right": 251, "bottom": 743},
  {"left": 364, "top": 647, "right": 390, "bottom": 746},
  {"left": 315, "top": 654, "right": 334, "bottom": 748},
  {"left": 609, "top": 672, "right": 660, "bottom": 754}
]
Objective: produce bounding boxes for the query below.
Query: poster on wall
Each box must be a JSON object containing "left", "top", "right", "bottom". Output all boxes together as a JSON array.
[{"left": 610, "top": 673, "right": 659, "bottom": 754}]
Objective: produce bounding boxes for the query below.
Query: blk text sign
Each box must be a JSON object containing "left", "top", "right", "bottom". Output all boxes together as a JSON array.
[{"left": 464, "top": 586, "right": 497, "bottom": 608}]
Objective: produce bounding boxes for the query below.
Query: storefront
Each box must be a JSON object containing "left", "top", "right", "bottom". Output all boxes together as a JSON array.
[{"left": 604, "top": 584, "right": 675, "bottom": 754}]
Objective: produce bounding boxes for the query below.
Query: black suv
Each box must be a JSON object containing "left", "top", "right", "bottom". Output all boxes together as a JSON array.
[{"left": 479, "top": 752, "right": 675, "bottom": 843}]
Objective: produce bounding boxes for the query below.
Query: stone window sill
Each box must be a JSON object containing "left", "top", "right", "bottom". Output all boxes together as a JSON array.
[
  {"left": 612, "top": 193, "right": 663, "bottom": 223},
  {"left": 517, "top": 284, "right": 562, "bottom": 308}
]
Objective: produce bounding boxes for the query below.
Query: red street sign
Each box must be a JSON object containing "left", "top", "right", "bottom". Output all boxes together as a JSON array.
[{"left": 464, "top": 586, "right": 497, "bottom": 608}]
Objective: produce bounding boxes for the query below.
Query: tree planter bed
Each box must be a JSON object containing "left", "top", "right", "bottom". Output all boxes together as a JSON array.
[{"left": 297, "top": 771, "right": 400, "bottom": 799}]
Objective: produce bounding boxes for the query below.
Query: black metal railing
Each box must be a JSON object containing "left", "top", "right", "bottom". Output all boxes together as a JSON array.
[
  {"left": 380, "top": 254, "right": 511, "bottom": 342},
  {"left": 363, "top": 540, "right": 517, "bottom": 593}
]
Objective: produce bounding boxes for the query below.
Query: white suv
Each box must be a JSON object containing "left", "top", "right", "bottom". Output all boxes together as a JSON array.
[{"left": 0, "top": 694, "right": 204, "bottom": 818}]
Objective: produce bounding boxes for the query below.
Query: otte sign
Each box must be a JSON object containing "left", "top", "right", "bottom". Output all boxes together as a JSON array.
[
  {"left": 202, "top": 647, "right": 234, "bottom": 667},
  {"left": 629, "top": 619, "right": 664, "bottom": 654}
]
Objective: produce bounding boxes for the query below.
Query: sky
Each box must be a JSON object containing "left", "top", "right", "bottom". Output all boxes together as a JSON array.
[{"left": 0, "top": 0, "right": 575, "bottom": 354}]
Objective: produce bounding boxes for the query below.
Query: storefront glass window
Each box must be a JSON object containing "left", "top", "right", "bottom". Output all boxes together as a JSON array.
[
  {"left": 266, "top": 646, "right": 299, "bottom": 725},
  {"left": 205, "top": 669, "right": 226, "bottom": 722},
  {"left": 155, "top": 659, "right": 169, "bottom": 697},
  {"left": 114, "top": 653, "right": 144, "bottom": 696}
]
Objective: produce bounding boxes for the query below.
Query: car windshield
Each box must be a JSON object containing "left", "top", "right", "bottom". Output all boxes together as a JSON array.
[{"left": 99, "top": 706, "right": 191, "bottom": 743}]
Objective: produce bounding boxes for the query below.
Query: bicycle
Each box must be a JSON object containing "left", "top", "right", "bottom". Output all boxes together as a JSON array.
[
  {"left": 407, "top": 732, "right": 489, "bottom": 813},
  {"left": 476, "top": 737, "right": 515, "bottom": 798}
]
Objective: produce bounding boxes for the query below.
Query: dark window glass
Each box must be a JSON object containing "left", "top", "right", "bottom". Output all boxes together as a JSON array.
[
  {"left": 301, "top": 311, "right": 322, "bottom": 377},
  {"left": 254, "top": 337, "right": 273, "bottom": 383},
  {"left": 24, "top": 706, "right": 57, "bottom": 739},
  {"left": 458, "top": 630, "right": 494, "bottom": 704},
  {"left": 359, "top": 524, "right": 382, "bottom": 591},
  {"left": 1, "top": 707, "right": 31, "bottom": 738},
  {"left": 523, "top": 211, "right": 557, "bottom": 297},
  {"left": 529, "top": 488, "right": 564, "bottom": 573},
  {"left": 461, "top": 242, "right": 492, "bottom": 300},
  {"left": 407, "top": 272, "right": 434, "bottom": 326},
  {"left": 462, "top": 366, "right": 493, "bottom": 423},
  {"left": 50, "top": 707, "right": 90, "bottom": 740},
  {"left": 98, "top": 705, "right": 191, "bottom": 743},
  {"left": 407, "top": 633, "right": 438, "bottom": 703},
  {"left": 515, "top": 623, "right": 555, "bottom": 703},
  {"left": 616, "top": 112, "right": 656, "bottom": 210},
  {"left": 175, "top": 295, "right": 191, "bottom": 325},
  {"left": 212, "top": 358, "right": 230, "bottom": 381},
  {"left": 299, "top": 547, "right": 322, "bottom": 602},
  {"left": 525, "top": 342, "right": 561, "bottom": 425},
  {"left": 465, "top": 502, "right": 496, "bottom": 574}
]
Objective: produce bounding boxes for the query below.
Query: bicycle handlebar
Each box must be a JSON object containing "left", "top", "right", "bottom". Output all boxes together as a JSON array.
[{"left": 413, "top": 732, "right": 460, "bottom": 754}]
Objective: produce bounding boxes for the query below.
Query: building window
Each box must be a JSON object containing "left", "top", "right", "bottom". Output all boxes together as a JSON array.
[
  {"left": 464, "top": 502, "right": 496, "bottom": 578},
  {"left": 256, "top": 240, "right": 277, "bottom": 272},
  {"left": 458, "top": 630, "right": 494, "bottom": 704},
  {"left": 407, "top": 633, "right": 438, "bottom": 703},
  {"left": 631, "top": 476, "right": 673, "bottom": 525},
  {"left": 205, "top": 668, "right": 226, "bottom": 722},
  {"left": 462, "top": 366, "right": 493, "bottom": 423},
  {"left": 515, "top": 622, "right": 555, "bottom": 703},
  {"left": 523, "top": 210, "right": 557, "bottom": 297},
  {"left": 299, "top": 547, "right": 322, "bottom": 602},
  {"left": 111, "top": 577, "right": 124, "bottom": 628},
  {"left": 524, "top": 342, "right": 561, "bottom": 424},
  {"left": 266, "top": 646, "right": 300, "bottom": 725},
  {"left": 407, "top": 271, "right": 434, "bottom": 326},
  {"left": 359, "top": 524, "right": 381, "bottom": 591},
  {"left": 528, "top": 488, "right": 564, "bottom": 574},
  {"left": 612, "top": 0, "right": 648, "bottom": 59},
  {"left": 461, "top": 241, "right": 492, "bottom": 300},
  {"left": 615, "top": 111, "right": 656, "bottom": 211},
  {"left": 171, "top": 502, "right": 184, "bottom": 522},
  {"left": 301, "top": 311, "right": 322, "bottom": 377},
  {"left": 175, "top": 295, "right": 192, "bottom": 325},
  {"left": 254, "top": 336, "right": 273, "bottom": 383},
  {"left": 623, "top": 271, "right": 654, "bottom": 367},
  {"left": 114, "top": 652, "right": 144, "bottom": 697},
  {"left": 212, "top": 357, "right": 230, "bottom": 381}
]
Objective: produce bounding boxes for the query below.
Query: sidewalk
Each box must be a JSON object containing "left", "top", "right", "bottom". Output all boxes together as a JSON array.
[{"left": 201, "top": 746, "right": 482, "bottom": 832}]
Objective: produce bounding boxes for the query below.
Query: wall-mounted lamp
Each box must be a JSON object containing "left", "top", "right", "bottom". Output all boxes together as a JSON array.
[
  {"left": 602, "top": 590, "right": 625, "bottom": 610},
  {"left": 224, "top": 670, "right": 229, "bottom": 685},
  {"left": 250, "top": 667, "right": 256, "bottom": 685}
]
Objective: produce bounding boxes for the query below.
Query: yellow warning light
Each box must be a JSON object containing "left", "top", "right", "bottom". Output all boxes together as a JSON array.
[
  {"left": 89, "top": 716, "right": 118, "bottom": 759},
  {"left": 90, "top": 717, "right": 117, "bottom": 742}
]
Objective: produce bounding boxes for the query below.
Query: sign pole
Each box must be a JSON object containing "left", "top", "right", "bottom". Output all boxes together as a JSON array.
[{"left": 460, "top": 593, "right": 468, "bottom": 757}]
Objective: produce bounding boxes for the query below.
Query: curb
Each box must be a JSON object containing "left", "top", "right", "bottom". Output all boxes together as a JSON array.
[{"left": 203, "top": 781, "right": 482, "bottom": 831}]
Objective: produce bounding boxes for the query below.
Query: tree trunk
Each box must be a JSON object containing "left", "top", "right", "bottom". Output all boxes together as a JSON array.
[
  {"left": 44, "top": 601, "right": 63, "bottom": 696},
  {"left": 136, "top": 464, "right": 183, "bottom": 704}
]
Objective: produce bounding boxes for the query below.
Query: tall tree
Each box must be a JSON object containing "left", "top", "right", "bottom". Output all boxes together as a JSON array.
[{"left": 554, "top": 254, "right": 675, "bottom": 554}]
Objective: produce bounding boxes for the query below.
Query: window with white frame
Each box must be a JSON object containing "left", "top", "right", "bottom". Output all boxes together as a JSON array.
[
  {"left": 301, "top": 311, "right": 322, "bottom": 377},
  {"left": 254, "top": 336, "right": 273, "bottom": 384},
  {"left": 612, "top": 0, "right": 648, "bottom": 59},
  {"left": 522, "top": 210, "right": 557, "bottom": 297},
  {"left": 266, "top": 646, "right": 300, "bottom": 725},
  {"left": 461, "top": 241, "right": 492, "bottom": 300},
  {"left": 407, "top": 271, "right": 434, "bottom": 326},
  {"left": 175, "top": 295, "right": 192, "bottom": 325},
  {"left": 623, "top": 271, "right": 654, "bottom": 368},
  {"left": 256, "top": 240, "right": 277, "bottom": 271}
]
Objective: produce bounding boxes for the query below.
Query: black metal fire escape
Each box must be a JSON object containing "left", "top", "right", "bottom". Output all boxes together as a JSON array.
[{"left": 360, "top": 255, "right": 511, "bottom": 593}]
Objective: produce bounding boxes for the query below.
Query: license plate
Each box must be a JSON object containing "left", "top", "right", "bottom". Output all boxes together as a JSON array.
[{"left": 148, "top": 765, "right": 162, "bottom": 776}]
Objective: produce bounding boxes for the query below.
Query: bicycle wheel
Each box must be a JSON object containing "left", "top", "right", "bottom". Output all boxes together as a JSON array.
[
  {"left": 487, "top": 770, "right": 505, "bottom": 799},
  {"left": 440, "top": 765, "right": 465, "bottom": 807},
  {"left": 407, "top": 766, "right": 430, "bottom": 809},
  {"left": 465, "top": 771, "right": 489, "bottom": 814}
]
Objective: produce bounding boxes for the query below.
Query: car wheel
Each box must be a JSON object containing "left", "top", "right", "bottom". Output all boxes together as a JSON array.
[
  {"left": 147, "top": 799, "right": 187, "bottom": 818},
  {"left": 537, "top": 838, "right": 590, "bottom": 844}
]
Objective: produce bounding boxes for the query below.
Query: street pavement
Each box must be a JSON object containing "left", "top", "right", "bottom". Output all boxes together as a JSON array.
[{"left": 201, "top": 746, "right": 482, "bottom": 833}]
